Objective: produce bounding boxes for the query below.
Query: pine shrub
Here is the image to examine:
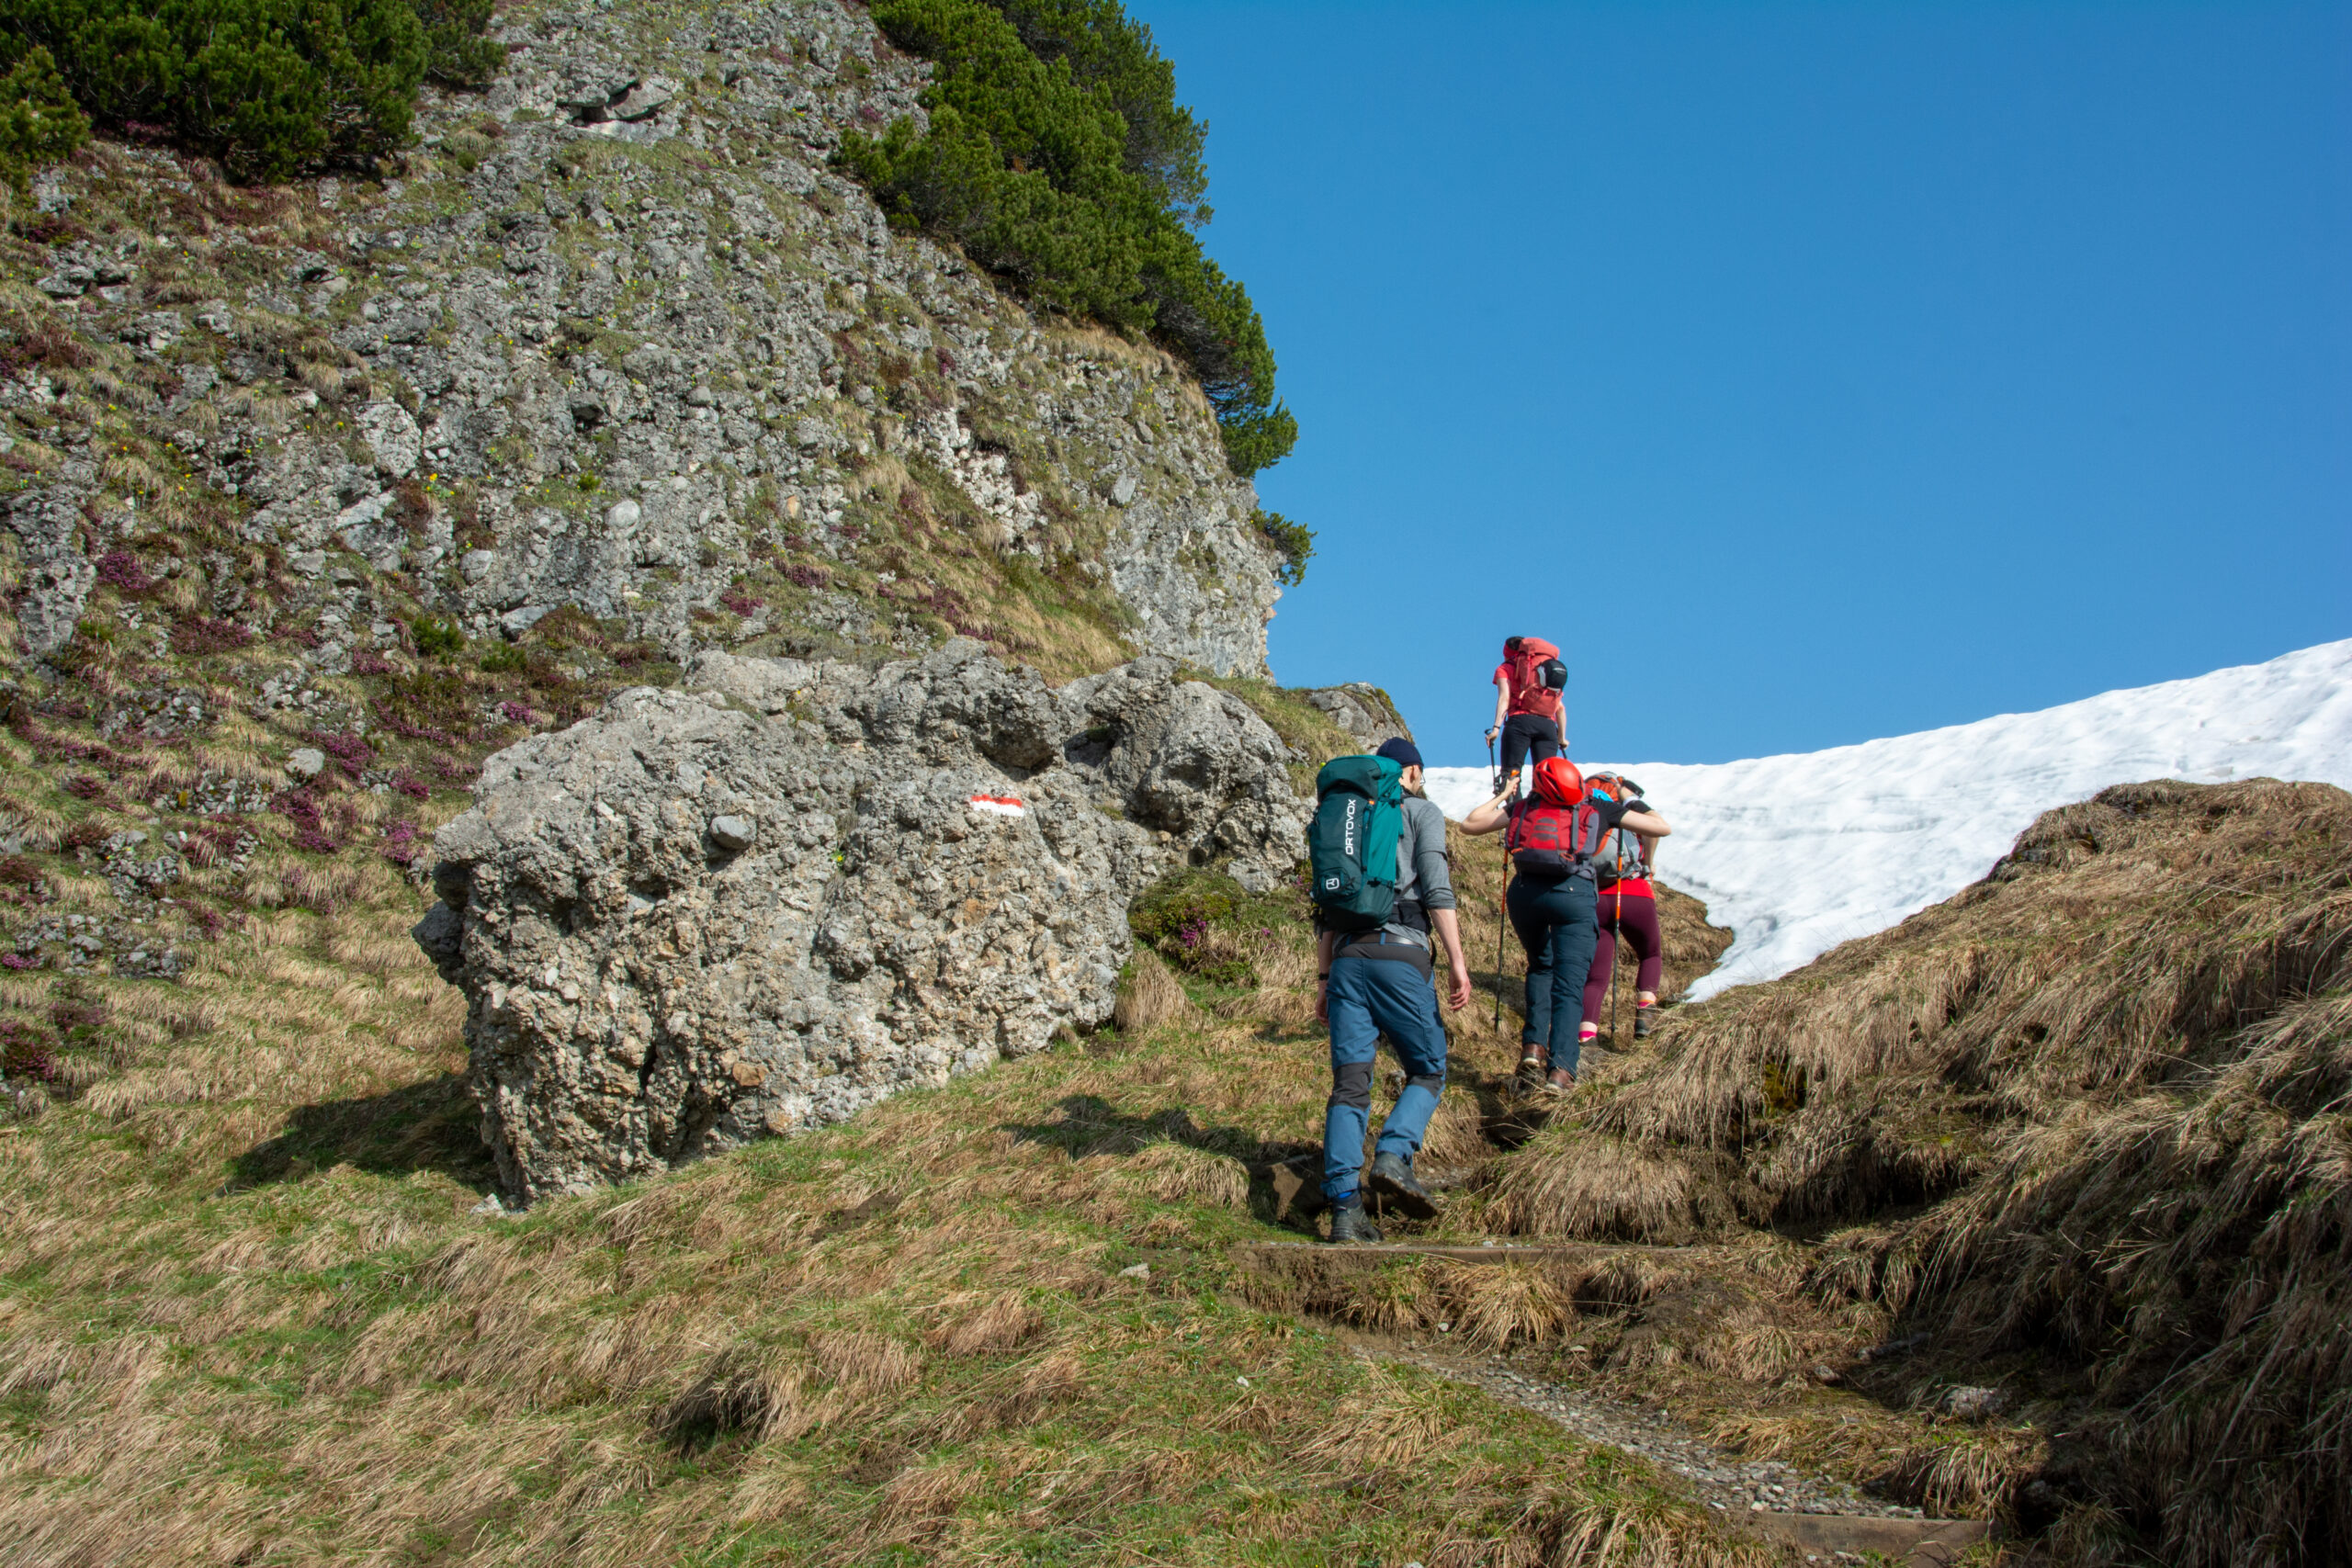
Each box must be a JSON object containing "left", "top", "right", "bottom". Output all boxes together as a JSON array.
[
  {"left": 0, "top": 43, "right": 86, "bottom": 186},
  {"left": 1254, "top": 506, "right": 1313, "bottom": 587},
  {"left": 841, "top": 0, "right": 1296, "bottom": 477},
  {"left": 0, "top": 0, "right": 498, "bottom": 182}
]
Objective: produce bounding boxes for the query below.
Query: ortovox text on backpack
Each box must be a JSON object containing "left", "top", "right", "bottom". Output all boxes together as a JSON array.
[{"left": 1307, "top": 755, "right": 1405, "bottom": 931}]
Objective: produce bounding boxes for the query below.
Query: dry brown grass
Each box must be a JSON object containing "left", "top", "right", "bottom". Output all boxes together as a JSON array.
[
  {"left": 1487, "top": 1129, "right": 1702, "bottom": 1241},
  {"left": 926, "top": 1291, "right": 1046, "bottom": 1357},
  {"left": 1484, "top": 778, "right": 2352, "bottom": 1565},
  {"left": 1441, "top": 1260, "right": 1578, "bottom": 1351},
  {"left": 1110, "top": 945, "right": 1189, "bottom": 1035}
]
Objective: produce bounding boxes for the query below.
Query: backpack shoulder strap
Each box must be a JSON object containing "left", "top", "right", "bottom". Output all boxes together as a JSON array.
[{"left": 1573, "top": 799, "right": 1605, "bottom": 858}]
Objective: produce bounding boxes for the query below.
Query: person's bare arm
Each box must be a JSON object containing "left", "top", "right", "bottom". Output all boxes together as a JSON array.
[
  {"left": 1313, "top": 927, "right": 1338, "bottom": 1023},
  {"left": 1430, "top": 908, "right": 1473, "bottom": 1011},
  {"left": 1620, "top": 808, "right": 1669, "bottom": 838},
  {"left": 1486, "top": 675, "right": 1510, "bottom": 739},
  {"left": 1637, "top": 831, "right": 1661, "bottom": 873},
  {"left": 1462, "top": 787, "right": 1516, "bottom": 835}
]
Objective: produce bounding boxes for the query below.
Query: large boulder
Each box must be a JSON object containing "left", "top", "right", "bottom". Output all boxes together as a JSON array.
[{"left": 415, "top": 640, "right": 1306, "bottom": 1203}]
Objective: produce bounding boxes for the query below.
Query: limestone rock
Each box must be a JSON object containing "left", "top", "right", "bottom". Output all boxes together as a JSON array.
[
  {"left": 416, "top": 640, "right": 1307, "bottom": 1203},
  {"left": 2, "top": 488, "right": 97, "bottom": 659},
  {"left": 1306, "top": 684, "right": 1414, "bottom": 752},
  {"left": 286, "top": 748, "right": 327, "bottom": 781},
  {"left": 356, "top": 400, "right": 423, "bottom": 479}
]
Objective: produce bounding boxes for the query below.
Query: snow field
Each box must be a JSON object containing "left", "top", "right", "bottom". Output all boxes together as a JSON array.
[{"left": 1425, "top": 639, "right": 2352, "bottom": 1001}]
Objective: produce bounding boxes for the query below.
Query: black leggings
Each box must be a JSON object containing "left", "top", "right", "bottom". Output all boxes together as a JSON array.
[
  {"left": 1498, "top": 713, "right": 1562, "bottom": 777},
  {"left": 1580, "top": 890, "right": 1662, "bottom": 1026}
]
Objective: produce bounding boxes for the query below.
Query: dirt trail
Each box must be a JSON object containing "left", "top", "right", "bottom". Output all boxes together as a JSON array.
[{"left": 1382, "top": 1342, "right": 1921, "bottom": 1523}]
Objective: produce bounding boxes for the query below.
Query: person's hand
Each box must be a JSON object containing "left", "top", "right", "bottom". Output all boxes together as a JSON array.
[
  {"left": 1484, "top": 726, "right": 1498, "bottom": 740},
  {"left": 1446, "top": 963, "right": 1473, "bottom": 1012},
  {"left": 1315, "top": 976, "right": 1329, "bottom": 1025}
]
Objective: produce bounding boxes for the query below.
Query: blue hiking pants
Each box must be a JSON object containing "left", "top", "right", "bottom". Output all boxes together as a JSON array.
[
  {"left": 1507, "top": 874, "right": 1597, "bottom": 1076},
  {"left": 1322, "top": 951, "right": 1450, "bottom": 1201}
]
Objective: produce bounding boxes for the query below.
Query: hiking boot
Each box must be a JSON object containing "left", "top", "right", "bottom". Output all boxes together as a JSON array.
[
  {"left": 1327, "top": 1200, "right": 1383, "bottom": 1246},
  {"left": 1366, "top": 1152, "right": 1438, "bottom": 1220},
  {"left": 1517, "top": 1045, "right": 1547, "bottom": 1083},
  {"left": 1634, "top": 1007, "right": 1657, "bottom": 1040},
  {"left": 1544, "top": 1066, "right": 1577, "bottom": 1095}
]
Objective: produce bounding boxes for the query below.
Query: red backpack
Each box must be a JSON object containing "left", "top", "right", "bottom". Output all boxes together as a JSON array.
[
  {"left": 1502, "top": 637, "right": 1567, "bottom": 720},
  {"left": 1507, "top": 758, "right": 1611, "bottom": 878}
]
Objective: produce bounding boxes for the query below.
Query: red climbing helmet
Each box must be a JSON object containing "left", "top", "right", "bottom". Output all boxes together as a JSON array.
[{"left": 1531, "top": 757, "right": 1586, "bottom": 807}]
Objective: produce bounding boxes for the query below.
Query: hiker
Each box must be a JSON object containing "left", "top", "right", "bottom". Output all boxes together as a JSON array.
[
  {"left": 1577, "top": 773, "right": 1672, "bottom": 1045},
  {"left": 1485, "top": 636, "right": 1568, "bottom": 788},
  {"left": 1460, "top": 758, "right": 1669, "bottom": 1091},
  {"left": 1309, "top": 738, "right": 1474, "bottom": 1245}
]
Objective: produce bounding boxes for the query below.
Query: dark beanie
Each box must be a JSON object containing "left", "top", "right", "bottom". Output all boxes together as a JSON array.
[{"left": 1376, "top": 738, "right": 1423, "bottom": 770}]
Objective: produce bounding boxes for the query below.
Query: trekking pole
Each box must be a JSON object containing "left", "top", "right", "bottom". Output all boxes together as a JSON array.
[
  {"left": 1493, "top": 875, "right": 1509, "bottom": 1031},
  {"left": 1487, "top": 732, "right": 1504, "bottom": 1029}
]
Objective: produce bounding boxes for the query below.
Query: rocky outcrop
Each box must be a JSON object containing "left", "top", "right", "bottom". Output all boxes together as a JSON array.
[
  {"left": 3, "top": 482, "right": 98, "bottom": 659},
  {"left": 415, "top": 639, "right": 1306, "bottom": 1202},
  {"left": 0, "top": 0, "right": 1282, "bottom": 679},
  {"left": 1304, "top": 683, "right": 1413, "bottom": 752}
]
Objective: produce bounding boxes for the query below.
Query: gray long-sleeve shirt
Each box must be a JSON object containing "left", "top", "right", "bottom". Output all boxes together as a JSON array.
[{"left": 1395, "top": 795, "right": 1457, "bottom": 915}]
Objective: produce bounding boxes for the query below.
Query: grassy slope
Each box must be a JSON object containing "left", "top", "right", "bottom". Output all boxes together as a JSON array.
[{"left": 0, "top": 791, "right": 1782, "bottom": 1567}]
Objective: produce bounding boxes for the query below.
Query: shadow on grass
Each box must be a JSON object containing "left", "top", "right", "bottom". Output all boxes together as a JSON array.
[
  {"left": 1002, "top": 1093, "right": 1289, "bottom": 1165},
  {"left": 226, "top": 1070, "right": 497, "bottom": 1191},
  {"left": 1003, "top": 1093, "right": 1323, "bottom": 1232}
]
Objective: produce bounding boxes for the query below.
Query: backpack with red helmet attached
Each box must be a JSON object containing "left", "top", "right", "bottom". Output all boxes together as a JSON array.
[
  {"left": 1506, "top": 757, "right": 1614, "bottom": 878},
  {"left": 1502, "top": 636, "right": 1568, "bottom": 720}
]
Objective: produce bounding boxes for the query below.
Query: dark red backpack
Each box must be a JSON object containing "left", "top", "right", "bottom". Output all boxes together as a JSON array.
[{"left": 1502, "top": 637, "right": 1567, "bottom": 719}]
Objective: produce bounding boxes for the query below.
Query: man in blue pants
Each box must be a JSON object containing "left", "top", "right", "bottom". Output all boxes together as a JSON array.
[{"left": 1315, "top": 739, "right": 1475, "bottom": 1244}]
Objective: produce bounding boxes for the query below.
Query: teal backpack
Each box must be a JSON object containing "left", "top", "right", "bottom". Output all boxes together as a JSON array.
[{"left": 1306, "top": 755, "right": 1406, "bottom": 932}]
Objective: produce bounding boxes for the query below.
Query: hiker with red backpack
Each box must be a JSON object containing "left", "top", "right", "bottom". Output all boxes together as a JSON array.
[
  {"left": 1576, "top": 773, "right": 1672, "bottom": 1048},
  {"left": 1485, "top": 636, "right": 1569, "bottom": 789},
  {"left": 1460, "top": 759, "right": 1669, "bottom": 1092}
]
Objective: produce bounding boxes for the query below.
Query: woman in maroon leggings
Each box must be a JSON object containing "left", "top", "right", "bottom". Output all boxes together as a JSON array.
[{"left": 1577, "top": 773, "right": 1670, "bottom": 1046}]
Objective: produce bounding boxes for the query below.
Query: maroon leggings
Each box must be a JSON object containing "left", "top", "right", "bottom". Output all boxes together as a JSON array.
[{"left": 1580, "top": 890, "right": 1662, "bottom": 1026}]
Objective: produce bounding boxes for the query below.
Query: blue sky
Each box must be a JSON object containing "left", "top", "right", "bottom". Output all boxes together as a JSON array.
[{"left": 1130, "top": 2, "right": 2352, "bottom": 765}]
